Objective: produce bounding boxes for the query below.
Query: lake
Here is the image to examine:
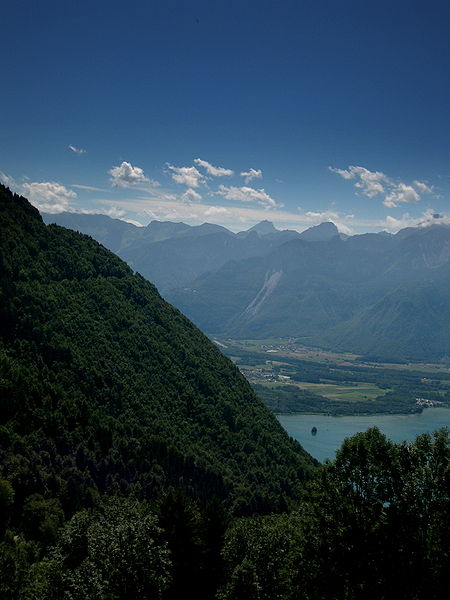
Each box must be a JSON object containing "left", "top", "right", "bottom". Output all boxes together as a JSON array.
[{"left": 278, "top": 407, "right": 450, "bottom": 462}]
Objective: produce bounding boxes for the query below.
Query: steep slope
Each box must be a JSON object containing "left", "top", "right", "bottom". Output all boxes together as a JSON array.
[
  {"left": 168, "top": 237, "right": 381, "bottom": 336},
  {"left": 0, "top": 184, "right": 316, "bottom": 533}
]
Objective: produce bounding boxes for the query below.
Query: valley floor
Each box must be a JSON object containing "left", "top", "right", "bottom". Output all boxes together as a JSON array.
[{"left": 213, "top": 338, "right": 450, "bottom": 416}]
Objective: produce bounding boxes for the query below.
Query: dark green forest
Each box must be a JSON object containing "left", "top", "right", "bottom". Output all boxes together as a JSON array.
[{"left": 0, "top": 184, "right": 449, "bottom": 599}]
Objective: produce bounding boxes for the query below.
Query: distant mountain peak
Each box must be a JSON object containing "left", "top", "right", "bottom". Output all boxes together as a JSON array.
[
  {"left": 299, "top": 221, "right": 340, "bottom": 242},
  {"left": 247, "top": 220, "right": 278, "bottom": 235}
]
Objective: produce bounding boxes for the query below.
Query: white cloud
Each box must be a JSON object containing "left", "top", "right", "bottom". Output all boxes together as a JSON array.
[
  {"left": 413, "top": 180, "right": 433, "bottom": 194},
  {"left": 71, "top": 184, "right": 108, "bottom": 192},
  {"left": 328, "top": 167, "right": 354, "bottom": 180},
  {"left": 108, "top": 161, "right": 153, "bottom": 188},
  {"left": 68, "top": 144, "right": 86, "bottom": 154},
  {"left": 216, "top": 184, "right": 280, "bottom": 209},
  {"left": 167, "top": 164, "right": 205, "bottom": 188},
  {"left": 383, "top": 183, "right": 420, "bottom": 208},
  {"left": 382, "top": 209, "right": 450, "bottom": 232},
  {"left": 102, "top": 206, "right": 126, "bottom": 218},
  {"left": 329, "top": 164, "right": 436, "bottom": 208},
  {"left": 181, "top": 188, "right": 202, "bottom": 203},
  {"left": 204, "top": 206, "right": 231, "bottom": 218},
  {"left": 421, "top": 212, "right": 450, "bottom": 226},
  {"left": 22, "top": 181, "right": 77, "bottom": 213},
  {"left": 74, "top": 206, "right": 126, "bottom": 218},
  {"left": 194, "top": 158, "right": 233, "bottom": 177},
  {"left": 123, "top": 218, "right": 145, "bottom": 227},
  {"left": 329, "top": 165, "right": 387, "bottom": 197},
  {"left": 240, "top": 168, "right": 263, "bottom": 183},
  {"left": 0, "top": 171, "right": 17, "bottom": 189}
]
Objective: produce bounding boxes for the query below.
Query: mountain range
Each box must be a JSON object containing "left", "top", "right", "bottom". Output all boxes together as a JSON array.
[
  {"left": 43, "top": 211, "right": 450, "bottom": 362},
  {"left": 42, "top": 212, "right": 340, "bottom": 292}
]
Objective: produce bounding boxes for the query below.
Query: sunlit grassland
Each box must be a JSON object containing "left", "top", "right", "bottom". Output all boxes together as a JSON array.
[{"left": 288, "top": 381, "right": 388, "bottom": 402}]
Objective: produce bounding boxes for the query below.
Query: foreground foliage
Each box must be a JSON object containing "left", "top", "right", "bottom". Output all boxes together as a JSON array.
[
  {"left": 2, "top": 428, "right": 447, "bottom": 599},
  {"left": 220, "top": 428, "right": 450, "bottom": 600}
]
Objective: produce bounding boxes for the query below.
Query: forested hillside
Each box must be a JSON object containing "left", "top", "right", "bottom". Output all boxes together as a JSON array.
[{"left": 0, "top": 184, "right": 316, "bottom": 598}]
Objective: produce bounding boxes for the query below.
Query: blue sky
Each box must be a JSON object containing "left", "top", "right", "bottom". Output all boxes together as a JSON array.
[{"left": 1, "top": 0, "right": 449, "bottom": 234}]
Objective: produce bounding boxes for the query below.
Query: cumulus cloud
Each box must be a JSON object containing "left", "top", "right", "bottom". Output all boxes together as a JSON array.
[
  {"left": 329, "top": 165, "right": 387, "bottom": 197},
  {"left": 167, "top": 164, "right": 205, "bottom": 188},
  {"left": 194, "top": 158, "right": 233, "bottom": 177},
  {"left": 216, "top": 185, "right": 280, "bottom": 209},
  {"left": 421, "top": 212, "right": 450, "bottom": 226},
  {"left": 101, "top": 206, "right": 126, "bottom": 218},
  {"left": 382, "top": 209, "right": 450, "bottom": 232},
  {"left": 240, "top": 168, "right": 263, "bottom": 183},
  {"left": 68, "top": 144, "right": 86, "bottom": 154},
  {"left": 109, "top": 161, "right": 153, "bottom": 188},
  {"left": 328, "top": 167, "right": 354, "bottom": 180},
  {"left": 75, "top": 206, "right": 126, "bottom": 218},
  {"left": 181, "top": 188, "right": 202, "bottom": 203},
  {"left": 413, "top": 180, "right": 433, "bottom": 194},
  {"left": 204, "top": 206, "right": 231, "bottom": 217},
  {"left": 1, "top": 171, "right": 79, "bottom": 214},
  {"left": 22, "top": 181, "right": 77, "bottom": 213},
  {"left": 0, "top": 170, "right": 17, "bottom": 188},
  {"left": 383, "top": 183, "right": 420, "bottom": 208},
  {"left": 329, "top": 165, "right": 436, "bottom": 208}
]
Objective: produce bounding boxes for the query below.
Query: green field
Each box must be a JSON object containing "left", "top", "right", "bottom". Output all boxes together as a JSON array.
[
  {"left": 215, "top": 337, "right": 450, "bottom": 372},
  {"left": 282, "top": 381, "right": 388, "bottom": 402},
  {"left": 215, "top": 337, "right": 450, "bottom": 415}
]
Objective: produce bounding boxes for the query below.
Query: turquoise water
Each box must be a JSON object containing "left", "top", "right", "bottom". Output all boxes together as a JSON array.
[{"left": 278, "top": 408, "right": 450, "bottom": 463}]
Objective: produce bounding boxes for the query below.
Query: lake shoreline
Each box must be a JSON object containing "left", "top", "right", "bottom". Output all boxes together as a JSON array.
[
  {"left": 274, "top": 405, "right": 450, "bottom": 418},
  {"left": 278, "top": 407, "right": 450, "bottom": 463}
]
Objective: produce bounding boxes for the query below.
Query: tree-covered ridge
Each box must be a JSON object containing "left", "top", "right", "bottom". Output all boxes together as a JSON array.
[{"left": 0, "top": 183, "right": 316, "bottom": 528}]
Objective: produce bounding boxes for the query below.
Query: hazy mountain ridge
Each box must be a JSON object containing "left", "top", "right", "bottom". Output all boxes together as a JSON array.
[
  {"left": 170, "top": 225, "right": 450, "bottom": 361},
  {"left": 43, "top": 213, "right": 306, "bottom": 292},
  {"left": 42, "top": 210, "right": 450, "bottom": 361},
  {"left": 298, "top": 221, "right": 340, "bottom": 241}
]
